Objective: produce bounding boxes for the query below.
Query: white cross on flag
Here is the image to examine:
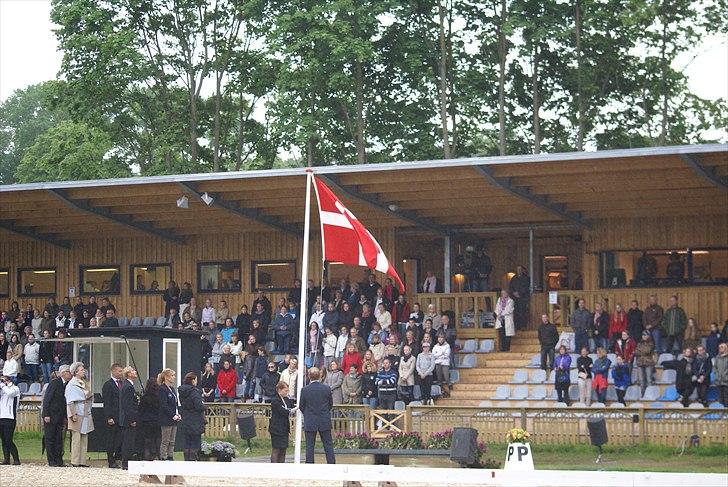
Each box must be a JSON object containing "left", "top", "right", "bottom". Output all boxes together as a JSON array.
[{"left": 312, "top": 175, "right": 405, "bottom": 293}]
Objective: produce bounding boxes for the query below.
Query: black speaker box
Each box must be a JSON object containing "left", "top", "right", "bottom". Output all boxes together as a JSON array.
[
  {"left": 450, "top": 427, "right": 478, "bottom": 465},
  {"left": 587, "top": 417, "right": 608, "bottom": 446},
  {"left": 237, "top": 413, "right": 257, "bottom": 440}
]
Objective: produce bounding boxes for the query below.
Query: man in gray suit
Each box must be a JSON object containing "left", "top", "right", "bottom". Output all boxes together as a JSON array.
[{"left": 299, "top": 367, "right": 335, "bottom": 464}]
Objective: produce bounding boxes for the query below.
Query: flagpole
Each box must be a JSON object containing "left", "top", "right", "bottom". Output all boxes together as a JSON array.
[{"left": 294, "top": 169, "right": 313, "bottom": 464}]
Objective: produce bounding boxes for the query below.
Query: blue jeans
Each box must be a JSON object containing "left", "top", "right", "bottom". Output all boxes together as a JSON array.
[
  {"left": 650, "top": 328, "right": 663, "bottom": 353},
  {"left": 41, "top": 363, "right": 53, "bottom": 383},
  {"left": 26, "top": 363, "right": 39, "bottom": 382},
  {"left": 574, "top": 329, "right": 589, "bottom": 354},
  {"left": 362, "top": 396, "right": 378, "bottom": 408},
  {"left": 593, "top": 335, "right": 609, "bottom": 352},
  {"left": 244, "top": 378, "right": 256, "bottom": 398},
  {"left": 275, "top": 333, "right": 291, "bottom": 353}
]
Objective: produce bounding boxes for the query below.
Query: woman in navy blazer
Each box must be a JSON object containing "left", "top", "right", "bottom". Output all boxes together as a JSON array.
[
  {"left": 157, "top": 369, "right": 181, "bottom": 461},
  {"left": 269, "top": 381, "right": 296, "bottom": 463}
]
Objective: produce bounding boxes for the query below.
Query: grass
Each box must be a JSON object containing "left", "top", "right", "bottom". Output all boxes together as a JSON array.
[{"left": 13, "top": 431, "right": 728, "bottom": 473}]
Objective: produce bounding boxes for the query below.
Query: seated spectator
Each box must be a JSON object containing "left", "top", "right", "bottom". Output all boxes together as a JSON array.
[
  {"left": 221, "top": 318, "right": 236, "bottom": 343},
  {"left": 706, "top": 322, "right": 721, "bottom": 358},
  {"left": 361, "top": 362, "right": 378, "bottom": 407},
  {"left": 66, "top": 311, "right": 81, "bottom": 330},
  {"left": 260, "top": 361, "right": 280, "bottom": 404},
  {"left": 341, "top": 343, "right": 363, "bottom": 374},
  {"left": 592, "top": 347, "right": 612, "bottom": 403},
  {"left": 323, "top": 361, "right": 344, "bottom": 405},
  {"left": 342, "top": 364, "right": 362, "bottom": 404},
  {"left": 54, "top": 311, "right": 67, "bottom": 332},
  {"left": 424, "top": 304, "right": 441, "bottom": 330},
  {"left": 181, "top": 311, "right": 196, "bottom": 329},
  {"left": 188, "top": 297, "right": 203, "bottom": 326},
  {"left": 432, "top": 334, "right": 451, "bottom": 398},
  {"left": 216, "top": 360, "right": 237, "bottom": 403},
  {"left": 375, "top": 358, "right": 398, "bottom": 410},
  {"left": 103, "top": 308, "right": 119, "bottom": 327},
  {"left": 199, "top": 362, "right": 216, "bottom": 402},
  {"left": 420, "top": 319, "right": 436, "bottom": 345},
  {"left": 373, "top": 289, "right": 390, "bottom": 318},
  {"left": 94, "top": 309, "right": 106, "bottom": 328},
  {"left": 635, "top": 332, "right": 656, "bottom": 395},
  {"left": 80, "top": 310, "right": 92, "bottom": 328},
  {"left": 322, "top": 328, "right": 337, "bottom": 370},
  {"left": 322, "top": 303, "right": 339, "bottom": 332},
  {"left": 715, "top": 342, "right": 728, "bottom": 406},
  {"left": 397, "top": 345, "right": 415, "bottom": 404},
  {"left": 163, "top": 308, "right": 180, "bottom": 328},
  {"left": 89, "top": 318, "right": 99, "bottom": 328},
  {"left": 201, "top": 299, "right": 215, "bottom": 327},
  {"left": 216, "top": 300, "right": 230, "bottom": 325},
  {"left": 694, "top": 345, "right": 712, "bottom": 406},
  {"left": 576, "top": 347, "right": 593, "bottom": 406},
  {"left": 663, "top": 347, "right": 698, "bottom": 407},
  {"left": 538, "top": 314, "right": 558, "bottom": 371},
  {"left": 611, "top": 355, "right": 631, "bottom": 405},
  {"left": 554, "top": 345, "right": 571, "bottom": 406}
]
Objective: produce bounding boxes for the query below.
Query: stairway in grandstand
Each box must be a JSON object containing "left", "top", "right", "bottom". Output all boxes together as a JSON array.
[{"left": 441, "top": 330, "right": 723, "bottom": 408}]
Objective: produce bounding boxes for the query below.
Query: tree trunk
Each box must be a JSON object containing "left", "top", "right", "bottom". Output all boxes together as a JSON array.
[
  {"left": 447, "top": 6, "right": 457, "bottom": 156},
  {"left": 437, "top": 0, "right": 451, "bottom": 159},
  {"left": 658, "top": 5, "right": 669, "bottom": 146},
  {"left": 354, "top": 60, "right": 367, "bottom": 164},
  {"left": 532, "top": 44, "right": 541, "bottom": 155},
  {"left": 307, "top": 138, "right": 315, "bottom": 167},
  {"left": 575, "top": 0, "right": 585, "bottom": 151},
  {"left": 188, "top": 73, "right": 199, "bottom": 165},
  {"left": 497, "top": 0, "right": 507, "bottom": 156},
  {"left": 235, "top": 92, "right": 245, "bottom": 171},
  {"left": 213, "top": 74, "right": 222, "bottom": 172}
]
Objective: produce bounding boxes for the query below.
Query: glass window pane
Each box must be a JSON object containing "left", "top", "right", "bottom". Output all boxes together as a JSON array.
[
  {"left": 163, "top": 339, "right": 181, "bottom": 386},
  {"left": 80, "top": 266, "right": 121, "bottom": 295},
  {"left": 130, "top": 264, "right": 171, "bottom": 294},
  {"left": 91, "top": 343, "right": 111, "bottom": 396},
  {"left": 252, "top": 261, "right": 296, "bottom": 291},
  {"left": 198, "top": 262, "right": 241, "bottom": 292},
  {"left": 18, "top": 268, "right": 56, "bottom": 296},
  {"left": 0, "top": 269, "right": 8, "bottom": 297},
  {"left": 127, "top": 340, "right": 149, "bottom": 389}
]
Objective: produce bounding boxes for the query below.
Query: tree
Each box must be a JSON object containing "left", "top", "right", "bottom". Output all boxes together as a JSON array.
[{"left": 14, "top": 121, "right": 130, "bottom": 183}]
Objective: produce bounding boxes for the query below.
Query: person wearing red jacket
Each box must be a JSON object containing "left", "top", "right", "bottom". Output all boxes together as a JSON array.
[
  {"left": 613, "top": 331, "right": 637, "bottom": 370},
  {"left": 216, "top": 360, "right": 237, "bottom": 402},
  {"left": 341, "top": 343, "right": 364, "bottom": 374},
  {"left": 609, "top": 304, "right": 628, "bottom": 349},
  {"left": 391, "top": 295, "right": 411, "bottom": 336}
]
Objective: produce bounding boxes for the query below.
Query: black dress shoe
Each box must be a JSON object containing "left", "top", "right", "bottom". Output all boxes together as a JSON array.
[
  {"left": 13, "top": 460, "right": 20, "bottom": 465},
  {"left": 1, "top": 460, "right": 9, "bottom": 465}
]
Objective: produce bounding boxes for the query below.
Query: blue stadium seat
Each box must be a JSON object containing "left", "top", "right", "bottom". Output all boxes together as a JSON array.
[
  {"left": 508, "top": 385, "right": 528, "bottom": 401},
  {"left": 509, "top": 369, "right": 528, "bottom": 384},
  {"left": 624, "top": 385, "right": 642, "bottom": 402},
  {"left": 118, "top": 317, "right": 130, "bottom": 327},
  {"left": 143, "top": 317, "right": 156, "bottom": 327},
  {"left": 130, "top": 317, "right": 142, "bottom": 327},
  {"left": 491, "top": 385, "right": 510, "bottom": 400},
  {"left": 657, "top": 369, "right": 676, "bottom": 384},
  {"left": 527, "top": 385, "right": 547, "bottom": 401},
  {"left": 641, "top": 386, "right": 660, "bottom": 401},
  {"left": 658, "top": 386, "right": 679, "bottom": 401},
  {"left": 527, "top": 369, "right": 547, "bottom": 384},
  {"left": 462, "top": 339, "right": 477, "bottom": 353}
]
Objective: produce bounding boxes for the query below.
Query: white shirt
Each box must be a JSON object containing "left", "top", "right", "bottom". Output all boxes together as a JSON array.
[
  {"left": 24, "top": 342, "right": 40, "bottom": 364},
  {"left": 309, "top": 310, "right": 325, "bottom": 330},
  {"left": 423, "top": 276, "right": 437, "bottom": 293},
  {"left": 2, "top": 358, "right": 19, "bottom": 377},
  {"left": 0, "top": 382, "right": 20, "bottom": 420},
  {"left": 432, "top": 342, "right": 451, "bottom": 366},
  {"left": 230, "top": 340, "right": 244, "bottom": 364},
  {"left": 201, "top": 307, "right": 216, "bottom": 324}
]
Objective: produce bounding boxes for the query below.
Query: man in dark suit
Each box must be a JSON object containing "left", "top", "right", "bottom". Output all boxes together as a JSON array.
[
  {"left": 101, "top": 363, "right": 123, "bottom": 468},
  {"left": 41, "top": 364, "right": 72, "bottom": 466},
  {"left": 299, "top": 367, "right": 335, "bottom": 464},
  {"left": 118, "top": 366, "right": 139, "bottom": 470}
]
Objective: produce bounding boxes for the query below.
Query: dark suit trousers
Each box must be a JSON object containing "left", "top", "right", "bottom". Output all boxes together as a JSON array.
[
  {"left": 44, "top": 420, "right": 65, "bottom": 466},
  {"left": 304, "top": 429, "right": 335, "bottom": 464},
  {"left": 106, "top": 423, "right": 122, "bottom": 465},
  {"left": 120, "top": 425, "right": 137, "bottom": 467}
]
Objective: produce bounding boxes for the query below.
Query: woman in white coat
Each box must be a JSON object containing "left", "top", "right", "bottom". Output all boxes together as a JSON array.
[
  {"left": 65, "top": 361, "right": 94, "bottom": 467},
  {"left": 495, "top": 290, "right": 515, "bottom": 351}
]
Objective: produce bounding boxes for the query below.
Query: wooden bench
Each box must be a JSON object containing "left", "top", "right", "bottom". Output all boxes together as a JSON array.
[{"left": 317, "top": 448, "right": 451, "bottom": 466}]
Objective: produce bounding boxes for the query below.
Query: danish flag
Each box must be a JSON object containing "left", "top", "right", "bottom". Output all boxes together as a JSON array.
[{"left": 312, "top": 176, "right": 405, "bottom": 293}]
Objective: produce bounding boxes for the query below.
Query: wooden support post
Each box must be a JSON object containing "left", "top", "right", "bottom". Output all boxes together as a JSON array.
[{"left": 228, "top": 404, "right": 236, "bottom": 440}]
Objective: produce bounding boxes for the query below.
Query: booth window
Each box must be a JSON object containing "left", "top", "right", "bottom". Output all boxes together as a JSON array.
[
  {"left": 163, "top": 338, "right": 182, "bottom": 386},
  {"left": 0, "top": 268, "right": 8, "bottom": 297},
  {"left": 79, "top": 265, "right": 121, "bottom": 295},
  {"left": 599, "top": 248, "right": 728, "bottom": 288},
  {"left": 251, "top": 260, "right": 296, "bottom": 291},
  {"left": 18, "top": 268, "right": 56, "bottom": 297},
  {"left": 198, "top": 261, "right": 241, "bottom": 292},
  {"left": 543, "top": 256, "right": 569, "bottom": 291},
  {"left": 130, "top": 263, "right": 171, "bottom": 294}
]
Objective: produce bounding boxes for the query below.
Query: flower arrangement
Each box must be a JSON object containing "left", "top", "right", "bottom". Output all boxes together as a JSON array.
[
  {"left": 200, "top": 440, "right": 238, "bottom": 462},
  {"left": 506, "top": 428, "right": 531, "bottom": 443},
  {"left": 333, "top": 432, "right": 379, "bottom": 450},
  {"left": 377, "top": 431, "right": 424, "bottom": 450}
]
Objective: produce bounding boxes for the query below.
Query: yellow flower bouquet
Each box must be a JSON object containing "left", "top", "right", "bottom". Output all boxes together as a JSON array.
[{"left": 506, "top": 428, "right": 531, "bottom": 443}]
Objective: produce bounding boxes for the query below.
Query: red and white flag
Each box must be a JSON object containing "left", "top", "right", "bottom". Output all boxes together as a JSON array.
[{"left": 312, "top": 175, "right": 405, "bottom": 293}]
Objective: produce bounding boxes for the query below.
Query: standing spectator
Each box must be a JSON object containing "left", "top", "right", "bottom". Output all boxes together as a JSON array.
[
  {"left": 187, "top": 297, "right": 202, "bottom": 326},
  {"left": 323, "top": 361, "right": 344, "bottom": 405},
  {"left": 23, "top": 334, "right": 40, "bottom": 383},
  {"left": 250, "top": 320, "right": 266, "bottom": 346},
  {"left": 554, "top": 346, "right": 572, "bottom": 406},
  {"left": 627, "top": 301, "right": 644, "bottom": 342},
  {"left": 341, "top": 343, "right": 363, "bottom": 375},
  {"left": 310, "top": 303, "right": 325, "bottom": 331},
  {"left": 85, "top": 296, "right": 98, "bottom": 318},
  {"left": 65, "top": 362, "right": 94, "bottom": 467},
  {"left": 253, "top": 290, "right": 273, "bottom": 323},
  {"left": 162, "top": 281, "right": 180, "bottom": 317},
  {"left": 714, "top": 342, "right": 728, "bottom": 407},
  {"left": 138, "top": 378, "right": 161, "bottom": 463},
  {"left": 570, "top": 299, "right": 591, "bottom": 355},
  {"left": 375, "top": 358, "right": 398, "bottom": 409},
  {"left": 376, "top": 303, "right": 392, "bottom": 335},
  {"left": 279, "top": 358, "right": 299, "bottom": 399},
  {"left": 432, "top": 334, "right": 451, "bottom": 398},
  {"left": 305, "top": 322, "right": 323, "bottom": 369},
  {"left": 42, "top": 364, "right": 71, "bottom": 466},
  {"left": 634, "top": 332, "right": 656, "bottom": 395},
  {"left": 611, "top": 356, "right": 631, "bottom": 405},
  {"left": 613, "top": 331, "right": 636, "bottom": 372},
  {"left": 608, "top": 304, "right": 628, "bottom": 348},
  {"left": 391, "top": 295, "right": 410, "bottom": 336},
  {"left": 495, "top": 290, "right": 515, "bottom": 352},
  {"left": 322, "top": 302, "right": 339, "bottom": 332},
  {"left": 269, "top": 382, "right": 295, "bottom": 463},
  {"left": 178, "top": 282, "right": 193, "bottom": 317},
  {"left": 2, "top": 351, "right": 18, "bottom": 384},
  {"left": 684, "top": 318, "right": 700, "bottom": 351},
  {"left": 402, "top": 328, "right": 420, "bottom": 357},
  {"left": 211, "top": 334, "right": 225, "bottom": 373},
  {"left": 199, "top": 362, "right": 216, "bottom": 403},
  {"left": 119, "top": 366, "right": 139, "bottom": 470},
  {"left": 0, "top": 375, "right": 20, "bottom": 465},
  {"left": 694, "top": 345, "right": 712, "bottom": 406},
  {"left": 252, "top": 348, "right": 271, "bottom": 401},
  {"left": 299, "top": 367, "right": 336, "bottom": 464},
  {"left": 416, "top": 342, "right": 435, "bottom": 405},
  {"left": 666, "top": 251, "right": 685, "bottom": 283},
  {"left": 216, "top": 300, "right": 231, "bottom": 325},
  {"left": 382, "top": 278, "right": 399, "bottom": 307},
  {"left": 592, "top": 347, "right": 612, "bottom": 404},
  {"left": 260, "top": 362, "right": 280, "bottom": 404},
  {"left": 229, "top": 333, "right": 244, "bottom": 382},
  {"left": 422, "top": 271, "right": 438, "bottom": 294},
  {"left": 706, "top": 322, "right": 722, "bottom": 358},
  {"left": 361, "top": 362, "right": 378, "bottom": 407},
  {"left": 643, "top": 295, "right": 664, "bottom": 353},
  {"left": 322, "top": 328, "right": 338, "bottom": 370},
  {"left": 635, "top": 251, "right": 657, "bottom": 285},
  {"left": 273, "top": 305, "right": 294, "bottom": 354},
  {"left": 217, "top": 360, "right": 237, "bottom": 402},
  {"left": 72, "top": 297, "right": 85, "bottom": 320},
  {"left": 591, "top": 303, "right": 610, "bottom": 352},
  {"left": 439, "top": 315, "right": 457, "bottom": 367},
  {"left": 335, "top": 326, "right": 349, "bottom": 362},
  {"left": 179, "top": 373, "right": 206, "bottom": 462},
  {"left": 383, "top": 335, "right": 401, "bottom": 370},
  {"left": 44, "top": 298, "right": 59, "bottom": 318},
  {"left": 40, "top": 310, "right": 54, "bottom": 338},
  {"left": 576, "top": 347, "right": 593, "bottom": 406},
  {"left": 397, "top": 345, "right": 416, "bottom": 404},
  {"left": 342, "top": 365, "right": 362, "bottom": 404},
  {"left": 39, "top": 329, "right": 55, "bottom": 384},
  {"left": 101, "top": 363, "right": 123, "bottom": 468},
  {"left": 158, "top": 370, "right": 181, "bottom": 462},
  {"left": 537, "top": 314, "right": 558, "bottom": 370},
  {"left": 663, "top": 296, "right": 687, "bottom": 356},
  {"left": 201, "top": 299, "right": 216, "bottom": 328},
  {"left": 508, "top": 266, "right": 530, "bottom": 330},
  {"left": 288, "top": 279, "right": 303, "bottom": 307},
  {"left": 236, "top": 305, "right": 252, "bottom": 339},
  {"left": 473, "top": 246, "right": 493, "bottom": 292},
  {"left": 347, "top": 327, "right": 368, "bottom": 357},
  {"left": 409, "top": 303, "right": 424, "bottom": 325}
]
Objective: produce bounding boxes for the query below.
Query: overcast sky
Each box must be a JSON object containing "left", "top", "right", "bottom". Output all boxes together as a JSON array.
[{"left": 1, "top": 0, "right": 726, "bottom": 104}]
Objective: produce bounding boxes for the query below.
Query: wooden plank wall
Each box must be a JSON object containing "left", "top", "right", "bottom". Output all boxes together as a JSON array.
[{"left": 0, "top": 229, "right": 396, "bottom": 318}]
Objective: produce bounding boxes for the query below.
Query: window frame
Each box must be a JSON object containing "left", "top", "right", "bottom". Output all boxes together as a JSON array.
[
  {"left": 197, "top": 260, "right": 242, "bottom": 293},
  {"left": 251, "top": 259, "right": 297, "bottom": 292},
  {"left": 129, "top": 263, "right": 173, "bottom": 295},
  {"left": 79, "top": 264, "right": 122, "bottom": 296},
  {"left": 0, "top": 268, "right": 9, "bottom": 298},
  {"left": 17, "top": 266, "right": 57, "bottom": 297}
]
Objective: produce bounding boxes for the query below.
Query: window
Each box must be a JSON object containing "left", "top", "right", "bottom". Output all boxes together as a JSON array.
[
  {"left": 18, "top": 267, "right": 56, "bottom": 296},
  {"left": 543, "top": 256, "right": 569, "bottom": 291},
  {"left": 163, "top": 338, "right": 182, "bottom": 386},
  {"left": 0, "top": 268, "right": 8, "bottom": 297},
  {"left": 130, "top": 263, "right": 171, "bottom": 294},
  {"left": 80, "top": 265, "right": 121, "bottom": 295},
  {"left": 198, "top": 261, "right": 241, "bottom": 292},
  {"left": 251, "top": 260, "right": 296, "bottom": 291},
  {"left": 599, "top": 248, "right": 728, "bottom": 288}
]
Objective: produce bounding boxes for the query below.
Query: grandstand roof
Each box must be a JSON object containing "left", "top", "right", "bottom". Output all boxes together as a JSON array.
[{"left": 1, "top": 143, "right": 726, "bottom": 244}]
